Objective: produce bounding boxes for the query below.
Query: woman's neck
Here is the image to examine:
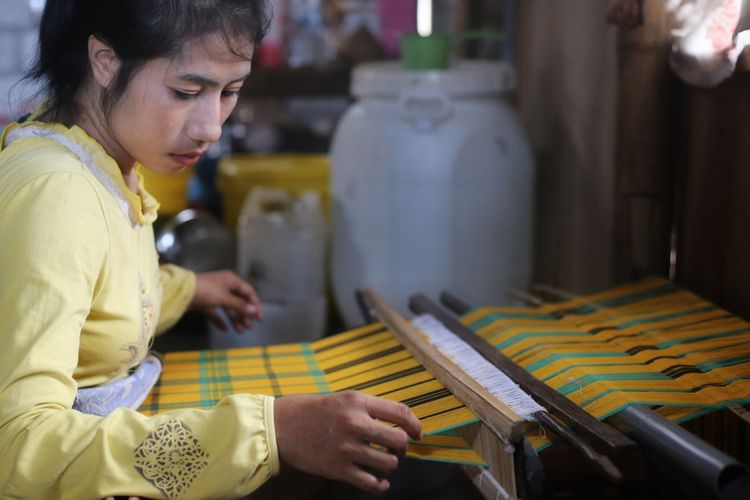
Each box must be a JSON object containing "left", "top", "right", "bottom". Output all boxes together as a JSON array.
[{"left": 74, "top": 90, "right": 140, "bottom": 193}]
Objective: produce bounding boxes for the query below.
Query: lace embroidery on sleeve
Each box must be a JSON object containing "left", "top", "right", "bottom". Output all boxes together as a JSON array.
[{"left": 134, "top": 420, "right": 209, "bottom": 498}]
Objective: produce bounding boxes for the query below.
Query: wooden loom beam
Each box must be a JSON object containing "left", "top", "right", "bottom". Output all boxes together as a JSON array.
[
  {"left": 363, "top": 289, "right": 528, "bottom": 442},
  {"left": 363, "top": 289, "right": 522, "bottom": 499}
]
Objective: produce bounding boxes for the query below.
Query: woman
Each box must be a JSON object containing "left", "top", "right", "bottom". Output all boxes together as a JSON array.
[{"left": 0, "top": 1, "right": 421, "bottom": 498}]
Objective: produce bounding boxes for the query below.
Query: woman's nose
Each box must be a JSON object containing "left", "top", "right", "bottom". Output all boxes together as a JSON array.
[{"left": 187, "top": 101, "right": 223, "bottom": 144}]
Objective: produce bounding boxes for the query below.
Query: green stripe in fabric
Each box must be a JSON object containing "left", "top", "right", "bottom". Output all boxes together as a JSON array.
[
  {"left": 301, "top": 342, "right": 330, "bottom": 393},
  {"left": 523, "top": 347, "right": 750, "bottom": 378},
  {"left": 468, "top": 312, "right": 558, "bottom": 331},
  {"left": 524, "top": 352, "right": 628, "bottom": 372},
  {"left": 434, "top": 428, "right": 463, "bottom": 437},
  {"left": 702, "top": 354, "right": 750, "bottom": 369},
  {"left": 556, "top": 372, "right": 671, "bottom": 394},
  {"left": 613, "top": 306, "right": 716, "bottom": 329},
  {"left": 526, "top": 355, "right": 643, "bottom": 380},
  {"left": 422, "top": 413, "right": 481, "bottom": 436},
  {"left": 494, "top": 331, "right": 589, "bottom": 350},
  {"left": 656, "top": 327, "right": 750, "bottom": 348}
]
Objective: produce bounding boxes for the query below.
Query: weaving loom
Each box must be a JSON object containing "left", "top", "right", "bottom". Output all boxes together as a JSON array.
[{"left": 139, "top": 278, "right": 750, "bottom": 498}]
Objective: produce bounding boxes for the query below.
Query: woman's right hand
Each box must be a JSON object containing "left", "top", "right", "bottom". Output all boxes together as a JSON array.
[{"left": 274, "top": 391, "right": 422, "bottom": 494}]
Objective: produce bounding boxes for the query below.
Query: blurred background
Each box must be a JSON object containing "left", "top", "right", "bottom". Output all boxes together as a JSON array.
[{"left": 3, "top": 0, "right": 750, "bottom": 352}]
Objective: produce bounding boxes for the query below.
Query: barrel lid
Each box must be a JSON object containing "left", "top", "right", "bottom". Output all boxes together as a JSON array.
[{"left": 351, "top": 60, "right": 517, "bottom": 98}]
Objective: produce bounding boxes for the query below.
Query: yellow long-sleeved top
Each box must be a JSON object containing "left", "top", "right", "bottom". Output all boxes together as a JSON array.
[{"left": 0, "top": 121, "right": 279, "bottom": 499}]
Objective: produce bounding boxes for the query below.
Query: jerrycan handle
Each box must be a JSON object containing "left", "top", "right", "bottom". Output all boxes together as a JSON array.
[
  {"left": 397, "top": 89, "right": 452, "bottom": 133},
  {"left": 401, "top": 30, "right": 506, "bottom": 70}
]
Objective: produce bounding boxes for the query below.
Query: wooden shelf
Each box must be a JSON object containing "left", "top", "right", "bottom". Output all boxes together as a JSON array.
[{"left": 242, "top": 66, "right": 352, "bottom": 98}]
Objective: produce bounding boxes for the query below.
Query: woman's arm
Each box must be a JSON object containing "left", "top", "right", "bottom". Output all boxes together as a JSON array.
[{"left": 0, "top": 172, "right": 277, "bottom": 498}]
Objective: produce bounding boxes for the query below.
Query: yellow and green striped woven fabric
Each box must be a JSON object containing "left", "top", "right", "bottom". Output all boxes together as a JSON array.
[
  {"left": 461, "top": 277, "right": 750, "bottom": 450},
  {"left": 140, "top": 322, "right": 484, "bottom": 465},
  {"left": 140, "top": 277, "right": 750, "bottom": 459}
]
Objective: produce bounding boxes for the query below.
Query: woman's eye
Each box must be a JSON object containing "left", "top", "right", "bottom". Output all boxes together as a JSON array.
[
  {"left": 172, "top": 89, "right": 199, "bottom": 100},
  {"left": 222, "top": 89, "right": 241, "bottom": 98}
]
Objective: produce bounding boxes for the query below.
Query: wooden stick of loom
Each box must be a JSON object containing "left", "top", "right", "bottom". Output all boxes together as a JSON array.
[{"left": 363, "top": 289, "right": 528, "bottom": 443}]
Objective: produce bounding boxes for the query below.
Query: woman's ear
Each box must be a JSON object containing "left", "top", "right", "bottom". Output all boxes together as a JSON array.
[{"left": 87, "top": 35, "right": 121, "bottom": 89}]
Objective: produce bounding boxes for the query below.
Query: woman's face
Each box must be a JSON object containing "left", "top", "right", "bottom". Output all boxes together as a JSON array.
[{"left": 108, "top": 34, "right": 252, "bottom": 174}]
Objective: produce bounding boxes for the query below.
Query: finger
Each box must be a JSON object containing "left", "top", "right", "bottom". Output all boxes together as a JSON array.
[
  {"left": 364, "top": 424, "right": 410, "bottom": 457},
  {"left": 365, "top": 397, "right": 422, "bottom": 440},
  {"left": 342, "top": 465, "right": 390, "bottom": 494},
  {"left": 204, "top": 308, "right": 228, "bottom": 332},
  {"left": 232, "top": 281, "right": 263, "bottom": 319},
  {"left": 228, "top": 272, "right": 263, "bottom": 319},
  {"left": 350, "top": 443, "right": 400, "bottom": 474},
  {"left": 226, "top": 308, "right": 252, "bottom": 332},
  {"left": 220, "top": 292, "right": 259, "bottom": 319},
  {"left": 230, "top": 277, "right": 254, "bottom": 300}
]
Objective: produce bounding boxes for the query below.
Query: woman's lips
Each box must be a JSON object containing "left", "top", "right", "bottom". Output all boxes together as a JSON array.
[{"left": 169, "top": 152, "right": 203, "bottom": 166}]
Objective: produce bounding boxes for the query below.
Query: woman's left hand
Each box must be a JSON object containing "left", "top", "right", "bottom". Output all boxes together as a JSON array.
[{"left": 192, "top": 270, "right": 263, "bottom": 332}]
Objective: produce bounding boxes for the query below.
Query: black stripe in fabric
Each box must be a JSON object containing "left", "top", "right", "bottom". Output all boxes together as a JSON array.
[
  {"left": 626, "top": 345, "right": 659, "bottom": 355},
  {"left": 663, "top": 365, "right": 705, "bottom": 378},
  {"left": 327, "top": 352, "right": 415, "bottom": 384},
  {"left": 690, "top": 376, "right": 750, "bottom": 392},
  {"left": 418, "top": 404, "right": 470, "bottom": 422},
  {"left": 338, "top": 366, "right": 426, "bottom": 392},
  {"left": 645, "top": 354, "right": 684, "bottom": 364},
  {"left": 604, "top": 332, "right": 640, "bottom": 342},
  {"left": 317, "top": 336, "right": 399, "bottom": 367},
  {"left": 324, "top": 345, "right": 405, "bottom": 374},
  {"left": 377, "top": 378, "right": 436, "bottom": 399},
  {"left": 588, "top": 326, "right": 619, "bottom": 334},
  {"left": 315, "top": 327, "right": 389, "bottom": 354},
  {"left": 261, "top": 347, "right": 281, "bottom": 395},
  {"left": 401, "top": 388, "right": 452, "bottom": 408}
]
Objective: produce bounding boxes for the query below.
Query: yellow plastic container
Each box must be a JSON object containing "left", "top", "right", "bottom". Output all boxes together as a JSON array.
[
  {"left": 217, "top": 154, "right": 330, "bottom": 231},
  {"left": 138, "top": 166, "right": 191, "bottom": 216}
]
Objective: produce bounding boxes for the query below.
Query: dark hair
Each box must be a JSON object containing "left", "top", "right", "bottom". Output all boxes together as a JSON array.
[{"left": 27, "top": 0, "right": 270, "bottom": 123}]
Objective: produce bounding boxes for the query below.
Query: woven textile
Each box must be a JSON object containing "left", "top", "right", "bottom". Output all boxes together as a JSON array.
[
  {"left": 140, "top": 278, "right": 750, "bottom": 457},
  {"left": 462, "top": 277, "right": 750, "bottom": 449},
  {"left": 140, "top": 323, "right": 483, "bottom": 465}
]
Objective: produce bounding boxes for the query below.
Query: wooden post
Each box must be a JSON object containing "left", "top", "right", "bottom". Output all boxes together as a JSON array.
[
  {"left": 614, "top": 0, "right": 681, "bottom": 281},
  {"left": 459, "top": 422, "right": 520, "bottom": 499}
]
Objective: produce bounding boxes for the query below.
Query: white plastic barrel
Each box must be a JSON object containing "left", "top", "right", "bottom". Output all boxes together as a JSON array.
[{"left": 330, "top": 60, "right": 534, "bottom": 326}]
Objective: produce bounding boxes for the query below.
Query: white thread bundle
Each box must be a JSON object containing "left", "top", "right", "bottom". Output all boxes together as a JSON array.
[{"left": 412, "top": 314, "right": 546, "bottom": 421}]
